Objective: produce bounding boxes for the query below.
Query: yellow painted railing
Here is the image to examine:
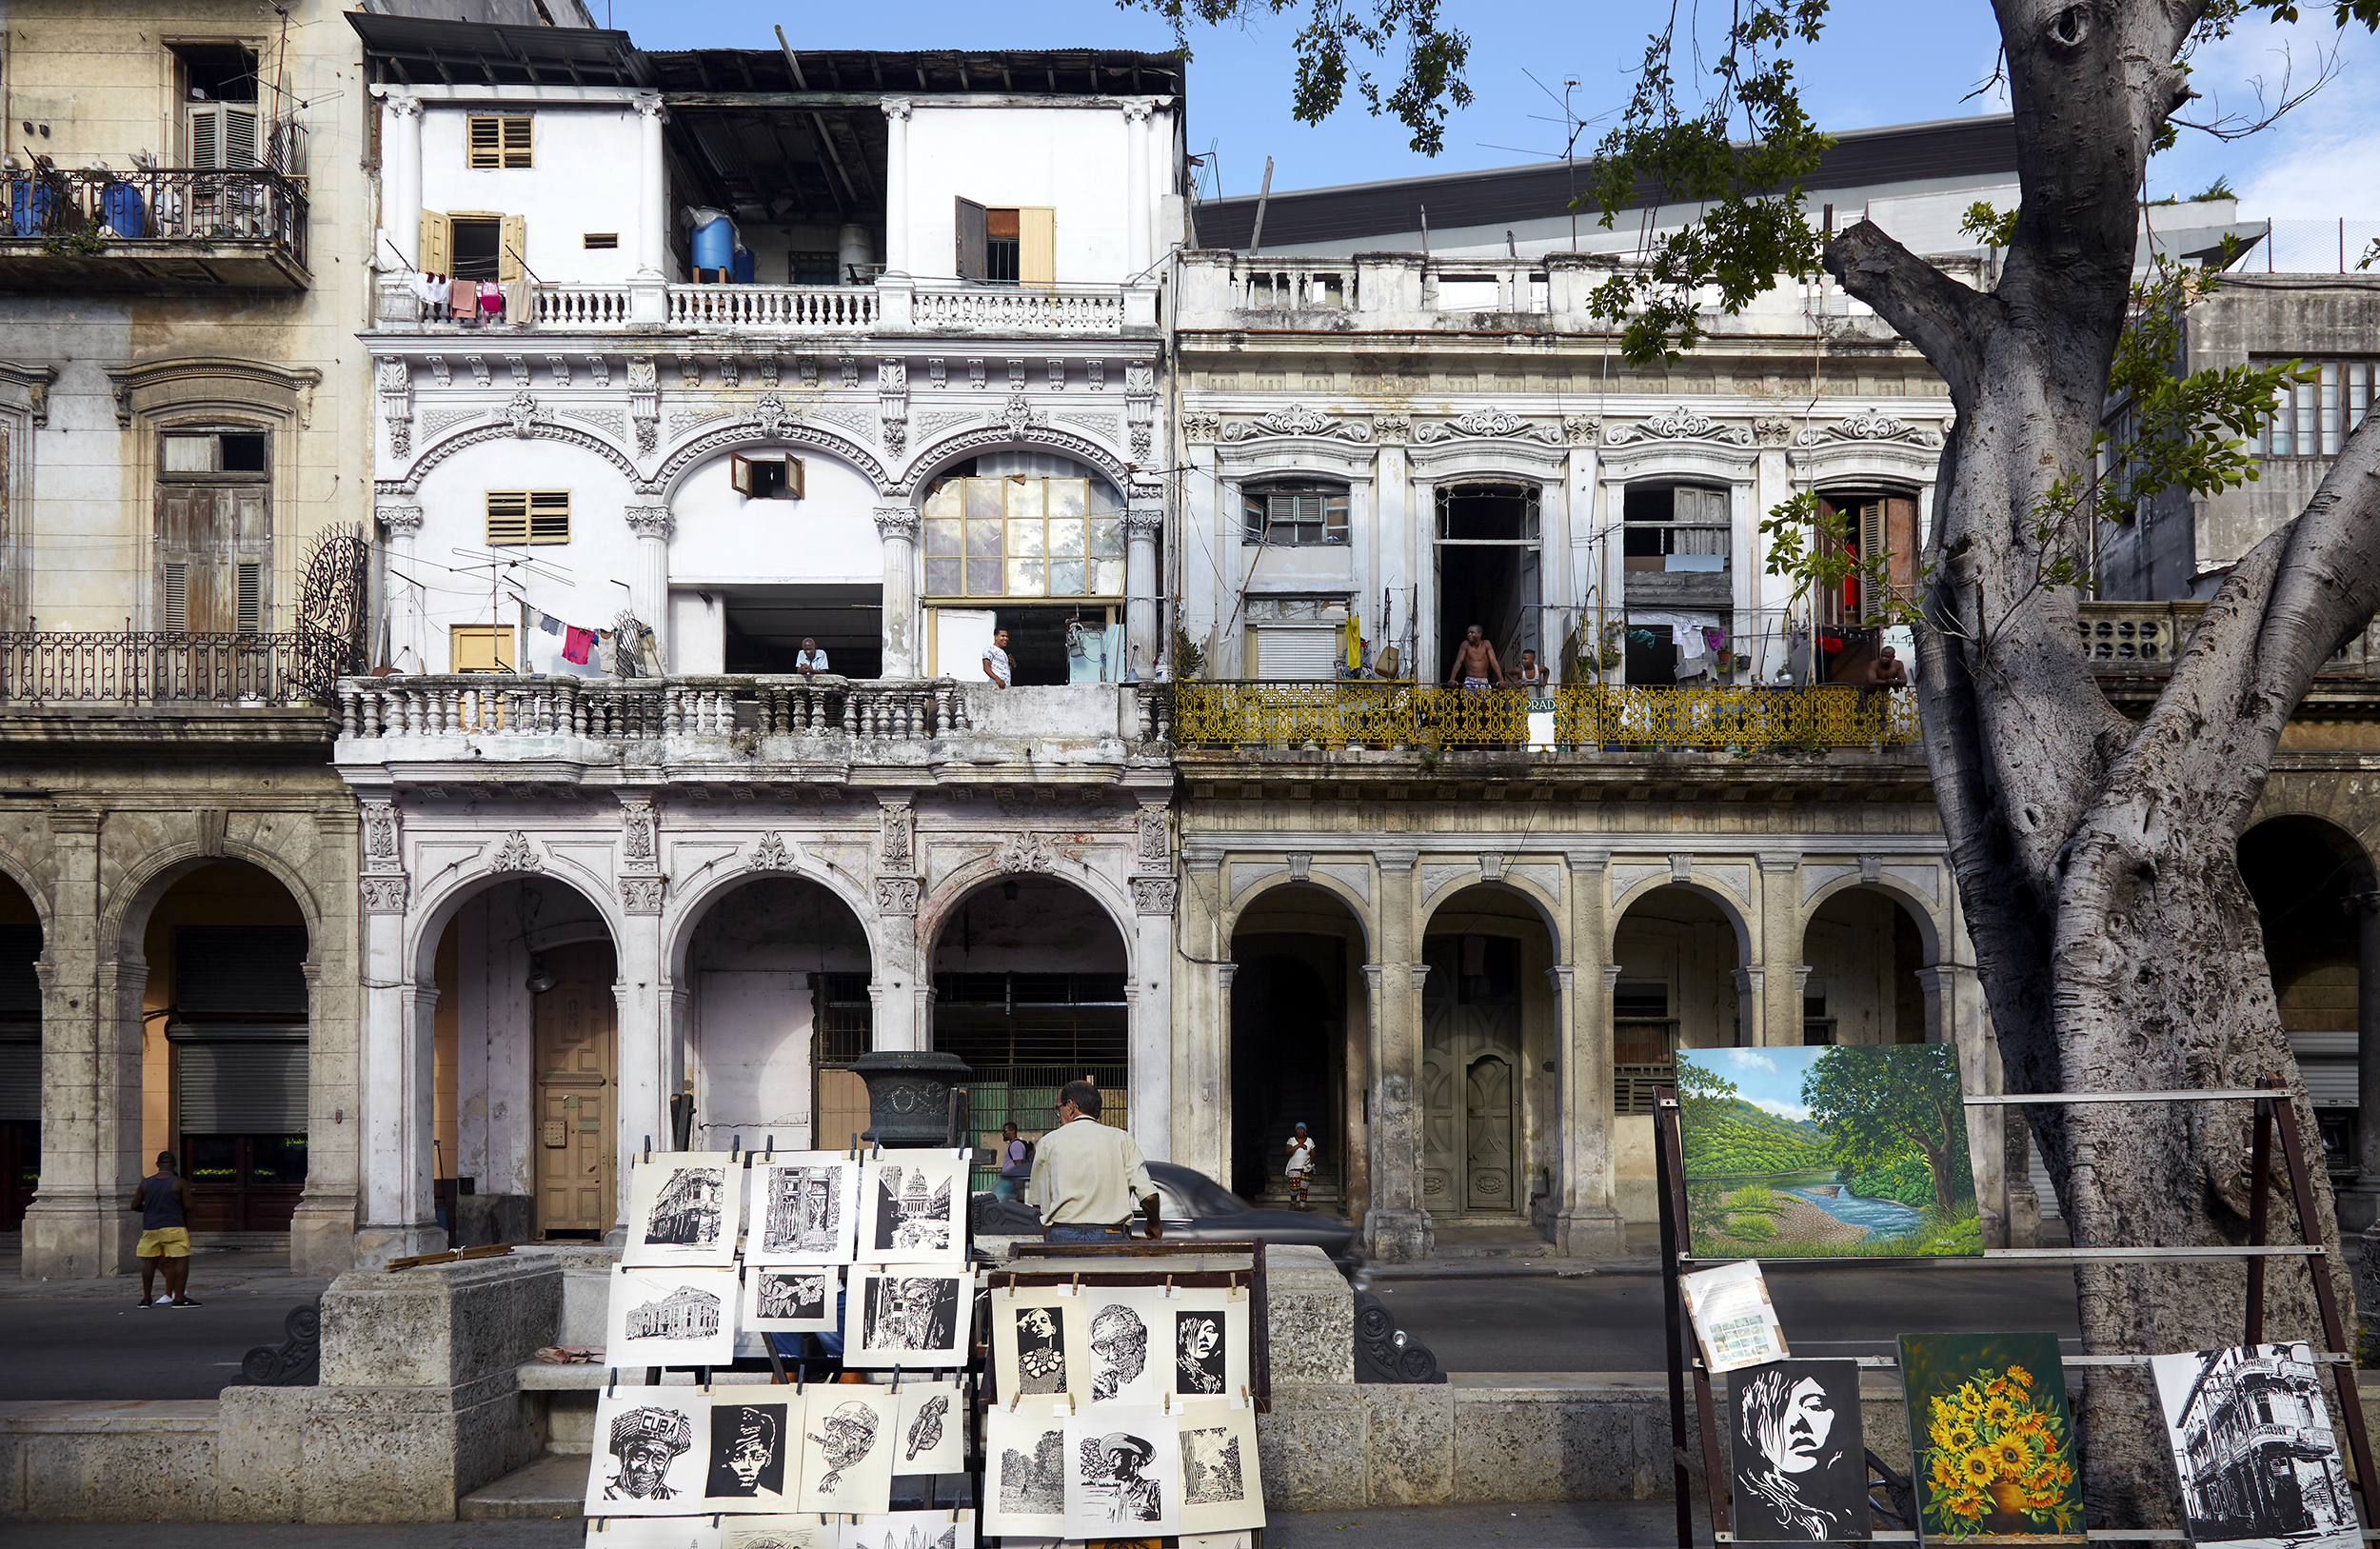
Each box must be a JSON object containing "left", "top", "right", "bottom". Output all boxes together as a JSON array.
[{"left": 1168, "top": 682, "right": 1919, "bottom": 751}]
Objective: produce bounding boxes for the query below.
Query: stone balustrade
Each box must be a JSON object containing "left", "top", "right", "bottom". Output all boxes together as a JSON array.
[{"left": 371, "top": 274, "right": 1158, "bottom": 336}]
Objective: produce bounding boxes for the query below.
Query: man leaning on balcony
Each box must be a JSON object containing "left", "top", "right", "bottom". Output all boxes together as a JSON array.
[{"left": 1447, "top": 625, "right": 1502, "bottom": 695}]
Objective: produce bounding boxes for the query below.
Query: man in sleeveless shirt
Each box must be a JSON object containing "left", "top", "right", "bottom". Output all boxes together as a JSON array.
[{"left": 128, "top": 1151, "right": 199, "bottom": 1306}]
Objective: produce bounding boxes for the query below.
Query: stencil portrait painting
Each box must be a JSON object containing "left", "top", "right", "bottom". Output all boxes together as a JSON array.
[{"left": 1728, "top": 1360, "right": 1869, "bottom": 1542}]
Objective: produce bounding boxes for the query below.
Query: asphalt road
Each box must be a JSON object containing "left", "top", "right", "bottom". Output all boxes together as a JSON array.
[
  {"left": 1374, "top": 1264, "right": 2084, "bottom": 1371},
  {"left": 0, "top": 1276, "right": 330, "bottom": 1400}
]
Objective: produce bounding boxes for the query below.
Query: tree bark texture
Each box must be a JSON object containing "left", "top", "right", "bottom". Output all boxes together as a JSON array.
[{"left": 1825, "top": 0, "right": 2380, "bottom": 1526}]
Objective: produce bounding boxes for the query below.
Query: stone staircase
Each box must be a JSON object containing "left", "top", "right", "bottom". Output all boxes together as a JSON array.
[{"left": 1248, "top": 1075, "right": 1341, "bottom": 1211}]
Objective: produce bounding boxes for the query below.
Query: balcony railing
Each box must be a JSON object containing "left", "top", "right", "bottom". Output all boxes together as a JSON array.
[
  {"left": 667, "top": 283, "right": 880, "bottom": 330},
  {"left": 906, "top": 284, "right": 1127, "bottom": 333},
  {"left": 0, "top": 630, "right": 339, "bottom": 706},
  {"left": 2, "top": 167, "right": 307, "bottom": 268},
  {"left": 372, "top": 276, "right": 1146, "bottom": 336},
  {"left": 1168, "top": 683, "right": 1919, "bottom": 753}
]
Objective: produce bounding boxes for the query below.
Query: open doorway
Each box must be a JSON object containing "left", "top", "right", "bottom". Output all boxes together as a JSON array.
[
  {"left": 1435, "top": 483, "right": 1540, "bottom": 679},
  {"left": 724, "top": 585, "right": 883, "bottom": 678}
]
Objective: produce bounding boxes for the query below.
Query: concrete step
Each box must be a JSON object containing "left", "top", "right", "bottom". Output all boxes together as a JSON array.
[{"left": 460, "top": 1451, "right": 586, "bottom": 1520}]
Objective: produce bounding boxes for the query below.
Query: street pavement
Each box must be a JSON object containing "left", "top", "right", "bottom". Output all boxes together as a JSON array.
[
  {"left": 0, "top": 1254, "right": 331, "bottom": 1400},
  {"left": 1371, "top": 1262, "right": 2084, "bottom": 1370},
  {"left": 0, "top": 1503, "right": 1710, "bottom": 1547}
]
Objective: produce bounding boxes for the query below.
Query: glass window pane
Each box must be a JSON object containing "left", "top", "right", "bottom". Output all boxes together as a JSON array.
[
  {"left": 1049, "top": 559, "right": 1086, "bottom": 594},
  {"left": 1092, "top": 559, "right": 1125, "bottom": 595},
  {"left": 923, "top": 481, "right": 963, "bottom": 522},
  {"left": 187, "top": 1135, "right": 239, "bottom": 1184},
  {"left": 1007, "top": 520, "right": 1046, "bottom": 558},
  {"left": 965, "top": 477, "right": 1004, "bottom": 524},
  {"left": 924, "top": 518, "right": 962, "bottom": 556},
  {"left": 2323, "top": 363, "right": 2343, "bottom": 456},
  {"left": 252, "top": 1135, "right": 307, "bottom": 1185},
  {"left": 966, "top": 519, "right": 1004, "bottom": 557},
  {"left": 1007, "top": 480, "right": 1046, "bottom": 524},
  {"left": 1089, "top": 518, "right": 1123, "bottom": 557},
  {"left": 965, "top": 559, "right": 1003, "bottom": 596},
  {"left": 1048, "top": 518, "right": 1085, "bottom": 556},
  {"left": 925, "top": 557, "right": 962, "bottom": 595},
  {"left": 1048, "top": 480, "right": 1087, "bottom": 522},
  {"left": 1006, "top": 558, "right": 1046, "bottom": 594}
]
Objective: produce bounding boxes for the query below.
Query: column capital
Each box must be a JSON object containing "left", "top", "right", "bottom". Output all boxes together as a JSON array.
[
  {"left": 1755, "top": 851, "right": 1801, "bottom": 874},
  {"left": 377, "top": 505, "right": 424, "bottom": 536},
  {"left": 1377, "top": 847, "right": 1418, "bottom": 873},
  {"left": 1794, "top": 963, "right": 1814, "bottom": 990},
  {"left": 1564, "top": 847, "right": 1610, "bottom": 874},
  {"left": 881, "top": 97, "right": 914, "bottom": 123},
  {"left": 633, "top": 90, "right": 667, "bottom": 121},
  {"left": 1602, "top": 963, "right": 1624, "bottom": 989},
  {"left": 1121, "top": 97, "right": 1158, "bottom": 124},
  {"left": 1734, "top": 965, "right": 1765, "bottom": 994},
  {"left": 625, "top": 506, "right": 673, "bottom": 541},
  {"left": 1408, "top": 963, "right": 1433, "bottom": 991},
  {"left": 386, "top": 93, "right": 424, "bottom": 121},
  {"left": 873, "top": 505, "right": 920, "bottom": 540},
  {"left": 1215, "top": 962, "right": 1239, "bottom": 990},
  {"left": 1544, "top": 965, "right": 1575, "bottom": 992},
  {"left": 1123, "top": 507, "right": 1163, "bottom": 540},
  {"left": 1181, "top": 844, "right": 1224, "bottom": 874}
]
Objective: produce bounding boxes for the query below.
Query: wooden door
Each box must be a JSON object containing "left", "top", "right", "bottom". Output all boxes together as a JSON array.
[
  {"left": 1419, "top": 982, "right": 1459, "bottom": 1213},
  {"left": 155, "top": 482, "right": 268, "bottom": 632},
  {"left": 533, "top": 941, "right": 617, "bottom": 1238},
  {"left": 1464, "top": 1056, "right": 1515, "bottom": 1211}
]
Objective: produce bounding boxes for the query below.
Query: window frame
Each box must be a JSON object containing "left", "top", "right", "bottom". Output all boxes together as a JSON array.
[
  {"left": 2256, "top": 357, "right": 2377, "bottom": 459},
  {"left": 449, "top": 625, "right": 516, "bottom": 673},
  {"left": 920, "top": 475, "right": 1124, "bottom": 601},
  {"left": 729, "top": 453, "right": 804, "bottom": 501},
  {"left": 1240, "top": 481, "right": 1352, "bottom": 547},
  {"left": 485, "top": 489, "right": 571, "bottom": 546},
  {"left": 466, "top": 114, "right": 534, "bottom": 169}
]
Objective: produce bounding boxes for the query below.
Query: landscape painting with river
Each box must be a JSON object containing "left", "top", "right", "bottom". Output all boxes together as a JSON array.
[{"left": 1676, "top": 1044, "right": 1981, "bottom": 1259}]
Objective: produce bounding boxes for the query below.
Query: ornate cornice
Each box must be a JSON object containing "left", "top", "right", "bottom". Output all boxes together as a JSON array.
[
  {"left": 1413, "top": 407, "right": 1559, "bottom": 445},
  {"left": 105, "top": 356, "right": 323, "bottom": 430},
  {"left": 1792, "top": 410, "right": 1946, "bottom": 449},
  {"left": 1214, "top": 404, "right": 1372, "bottom": 443},
  {"left": 1606, "top": 407, "right": 1755, "bottom": 447}
]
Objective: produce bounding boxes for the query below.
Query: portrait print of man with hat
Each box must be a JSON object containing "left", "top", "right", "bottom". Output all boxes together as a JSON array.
[
  {"left": 604, "top": 1404, "right": 695, "bottom": 1500},
  {"left": 1099, "top": 1431, "right": 1163, "bottom": 1523}
]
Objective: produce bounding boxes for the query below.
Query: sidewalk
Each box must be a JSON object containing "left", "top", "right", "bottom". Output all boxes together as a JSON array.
[{"left": 0, "top": 1502, "right": 1707, "bottom": 1548}]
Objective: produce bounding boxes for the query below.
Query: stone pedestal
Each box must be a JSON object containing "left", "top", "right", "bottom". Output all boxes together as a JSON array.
[
  {"left": 851, "top": 1049, "right": 972, "bottom": 1147},
  {"left": 1554, "top": 1205, "right": 1625, "bottom": 1257}
]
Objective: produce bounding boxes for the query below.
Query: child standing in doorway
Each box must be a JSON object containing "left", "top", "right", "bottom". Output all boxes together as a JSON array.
[{"left": 1283, "top": 1123, "right": 1316, "bottom": 1211}]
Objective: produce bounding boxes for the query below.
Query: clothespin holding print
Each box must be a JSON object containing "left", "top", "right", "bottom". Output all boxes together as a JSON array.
[
  {"left": 1070, "top": 1273, "right": 1080, "bottom": 1296},
  {"left": 642, "top": 1134, "right": 652, "bottom": 1164},
  {"left": 1068, "top": 1392, "right": 1078, "bottom": 1416},
  {"left": 1008, "top": 1390, "right": 1021, "bottom": 1412},
  {"left": 605, "top": 1368, "right": 617, "bottom": 1398},
  {"left": 892, "top": 1364, "right": 903, "bottom": 1394},
  {"left": 730, "top": 1134, "right": 741, "bottom": 1162},
  {"left": 764, "top": 1133, "right": 776, "bottom": 1162},
  {"left": 1162, "top": 1388, "right": 1171, "bottom": 1415},
  {"left": 1164, "top": 1274, "right": 1176, "bottom": 1298}
]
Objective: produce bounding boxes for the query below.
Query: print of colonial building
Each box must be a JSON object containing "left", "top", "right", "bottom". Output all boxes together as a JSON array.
[
  {"left": 2169, "top": 1345, "right": 2348, "bottom": 1539},
  {"left": 647, "top": 1168, "right": 722, "bottom": 1245},
  {"left": 627, "top": 1284, "right": 724, "bottom": 1341}
]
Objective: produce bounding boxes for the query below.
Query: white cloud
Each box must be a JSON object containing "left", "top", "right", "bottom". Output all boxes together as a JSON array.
[
  {"left": 1729, "top": 1050, "right": 1778, "bottom": 1073},
  {"left": 1746, "top": 1096, "right": 1812, "bottom": 1122},
  {"left": 2153, "top": 15, "right": 2380, "bottom": 217}
]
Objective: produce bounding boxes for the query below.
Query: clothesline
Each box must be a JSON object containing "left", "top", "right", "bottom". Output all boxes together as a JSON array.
[{"left": 519, "top": 603, "right": 662, "bottom": 676}]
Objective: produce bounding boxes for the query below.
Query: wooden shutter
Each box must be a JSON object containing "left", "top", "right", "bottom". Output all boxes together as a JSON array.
[
  {"left": 188, "top": 107, "right": 221, "bottom": 169},
  {"left": 954, "top": 198, "right": 988, "bottom": 280},
  {"left": 1883, "top": 496, "right": 1919, "bottom": 592},
  {"left": 731, "top": 454, "right": 755, "bottom": 495},
  {"left": 451, "top": 625, "right": 515, "bottom": 672},
  {"left": 163, "top": 563, "right": 189, "bottom": 632},
  {"left": 224, "top": 106, "right": 259, "bottom": 169},
  {"left": 1018, "top": 207, "right": 1057, "bottom": 286},
  {"left": 498, "top": 213, "right": 527, "bottom": 282},
  {"left": 418, "top": 211, "right": 452, "bottom": 274},
  {"left": 235, "top": 562, "right": 262, "bottom": 633},
  {"left": 467, "top": 116, "right": 502, "bottom": 169},
  {"left": 191, "top": 105, "right": 259, "bottom": 169},
  {"left": 527, "top": 489, "right": 569, "bottom": 543},
  {"left": 486, "top": 490, "right": 529, "bottom": 545},
  {"left": 503, "top": 115, "right": 532, "bottom": 167}
]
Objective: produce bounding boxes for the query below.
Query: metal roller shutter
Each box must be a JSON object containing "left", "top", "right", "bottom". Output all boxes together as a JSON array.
[
  {"left": 175, "top": 926, "right": 307, "bottom": 1015},
  {"left": 1256, "top": 625, "right": 1339, "bottom": 681},
  {"left": 0, "top": 1043, "right": 37, "bottom": 1122},
  {"left": 175, "top": 1041, "right": 307, "bottom": 1133},
  {"left": 2290, "top": 1030, "right": 2359, "bottom": 1109}
]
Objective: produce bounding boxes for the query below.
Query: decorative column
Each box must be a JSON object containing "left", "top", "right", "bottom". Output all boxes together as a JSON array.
[
  {"left": 1174, "top": 844, "right": 1228, "bottom": 1180},
  {"left": 1129, "top": 865, "right": 1177, "bottom": 1165},
  {"left": 20, "top": 806, "right": 127, "bottom": 1281},
  {"left": 880, "top": 100, "right": 913, "bottom": 274},
  {"left": 870, "top": 795, "right": 923, "bottom": 1052},
  {"left": 1366, "top": 847, "right": 1432, "bottom": 1261},
  {"left": 634, "top": 93, "right": 668, "bottom": 281},
  {"left": 355, "top": 911, "right": 444, "bottom": 1270},
  {"left": 874, "top": 506, "right": 921, "bottom": 679},
  {"left": 378, "top": 505, "right": 426, "bottom": 673},
  {"left": 1555, "top": 847, "right": 1622, "bottom": 1256},
  {"left": 290, "top": 806, "right": 364, "bottom": 1277},
  {"left": 378, "top": 93, "right": 424, "bottom": 269},
  {"left": 1123, "top": 506, "right": 1162, "bottom": 678},
  {"left": 611, "top": 963, "right": 683, "bottom": 1234},
  {"left": 1122, "top": 99, "right": 1154, "bottom": 273},
  {"left": 1755, "top": 851, "right": 1801, "bottom": 1046},
  {"left": 625, "top": 506, "right": 672, "bottom": 663},
  {"left": 1734, "top": 966, "right": 1767, "bottom": 1047}
]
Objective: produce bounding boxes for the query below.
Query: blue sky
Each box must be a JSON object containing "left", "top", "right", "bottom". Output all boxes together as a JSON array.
[
  {"left": 1678, "top": 1046, "right": 1826, "bottom": 1122},
  {"left": 611, "top": 0, "right": 2376, "bottom": 215}
]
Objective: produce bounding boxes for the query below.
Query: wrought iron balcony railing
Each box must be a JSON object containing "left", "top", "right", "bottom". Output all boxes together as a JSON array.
[
  {"left": 1167, "top": 682, "right": 1920, "bottom": 753},
  {"left": 0, "top": 630, "right": 340, "bottom": 706},
  {"left": 3, "top": 167, "right": 308, "bottom": 267}
]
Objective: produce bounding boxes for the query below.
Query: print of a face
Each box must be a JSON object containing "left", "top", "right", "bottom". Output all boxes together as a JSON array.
[
  {"left": 618, "top": 1439, "right": 678, "bottom": 1497},
  {"left": 724, "top": 1408, "right": 777, "bottom": 1489},
  {"left": 1180, "top": 1315, "right": 1220, "bottom": 1362},
  {"left": 812, "top": 1401, "right": 878, "bottom": 1474},
  {"left": 1020, "top": 1307, "right": 1057, "bottom": 1341},
  {"left": 1778, "top": 1379, "right": 1835, "bottom": 1473},
  {"left": 1106, "top": 1445, "right": 1146, "bottom": 1483},
  {"left": 1091, "top": 1304, "right": 1148, "bottom": 1391}
]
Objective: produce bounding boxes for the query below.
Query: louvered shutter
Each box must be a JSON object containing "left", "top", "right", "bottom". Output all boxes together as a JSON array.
[
  {"left": 418, "top": 210, "right": 452, "bottom": 274},
  {"left": 188, "top": 105, "right": 259, "bottom": 169},
  {"left": 235, "top": 562, "right": 262, "bottom": 633},
  {"left": 163, "top": 563, "right": 189, "bottom": 632},
  {"left": 0, "top": 1044, "right": 37, "bottom": 1122},
  {"left": 498, "top": 213, "right": 526, "bottom": 283},
  {"left": 1256, "top": 625, "right": 1339, "bottom": 681}
]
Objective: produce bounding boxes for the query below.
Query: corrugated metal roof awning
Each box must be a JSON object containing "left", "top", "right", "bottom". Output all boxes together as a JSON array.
[{"left": 348, "top": 13, "right": 648, "bottom": 88}]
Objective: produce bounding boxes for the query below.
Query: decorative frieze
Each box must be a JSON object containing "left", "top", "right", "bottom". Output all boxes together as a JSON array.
[
  {"left": 1608, "top": 407, "right": 1755, "bottom": 447},
  {"left": 487, "top": 831, "right": 544, "bottom": 873},
  {"left": 1215, "top": 404, "right": 1372, "bottom": 443},
  {"left": 619, "top": 876, "right": 664, "bottom": 914},
  {"left": 1414, "top": 407, "right": 1558, "bottom": 445}
]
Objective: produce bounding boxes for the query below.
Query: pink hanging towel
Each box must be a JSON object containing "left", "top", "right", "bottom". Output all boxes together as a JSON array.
[{"left": 562, "top": 626, "right": 596, "bottom": 665}]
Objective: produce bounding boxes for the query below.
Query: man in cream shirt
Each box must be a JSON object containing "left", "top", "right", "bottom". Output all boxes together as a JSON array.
[{"left": 1028, "top": 1079, "right": 1160, "bottom": 1242}]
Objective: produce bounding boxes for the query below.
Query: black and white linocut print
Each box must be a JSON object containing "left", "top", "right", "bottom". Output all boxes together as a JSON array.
[
  {"left": 997, "top": 1295, "right": 1085, "bottom": 1400},
  {"left": 847, "top": 1269, "right": 972, "bottom": 1366},
  {"left": 982, "top": 1407, "right": 1067, "bottom": 1535},
  {"left": 1088, "top": 1289, "right": 1166, "bottom": 1403},
  {"left": 2151, "top": 1342, "right": 2358, "bottom": 1549},
  {"left": 748, "top": 1154, "right": 859, "bottom": 1265},
  {"left": 605, "top": 1265, "right": 741, "bottom": 1369},
  {"left": 585, "top": 1388, "right": 709, "bottom": 1518},
  {"left": 792, "top": 1387, "right": 896, "bottom": 1517},
  {"left": 893, "top": 1380, "right": 965, "bottom": 1476},
  {"left": 1175, "top": 1307, "right": 1228, "bottom": 1396},
  {"left": 1062, "top": 1406, "right": 1181, "bottom": 1538},
  {"left": 699, "top": 1398, "right": 788, "bottom": 1509},
  {"left": 1727, "top": 1360, "right": 1872, "bottom": 1543},
  {"left": 715, "top": 1516, "right": 828, "bottom": 1549},
  {"left": 578, "top": 1520, "right": 724, "bottom": 1549},
  {"left": 1174, "top": 1400, "right": 1266, "bottom": 1536},
  {"left": 837, "top": 1510, "right": 964, "bottom": 1549},
  {"left": 623, "top": 1153, "right": 743, "bottom": 1267},
  {"left": 743, "top": 1267, "right": 837, "bottom": 1333},
  {"left": 858, "top": 1151, "right": 966, "bottom": 1263}
]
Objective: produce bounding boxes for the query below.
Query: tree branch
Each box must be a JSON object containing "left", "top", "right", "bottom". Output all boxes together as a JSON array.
[{"left": 1823, "top": 220, "right": 1996, "bottom": 410}]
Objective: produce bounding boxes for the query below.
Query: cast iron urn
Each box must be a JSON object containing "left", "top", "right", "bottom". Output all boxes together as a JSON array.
[{"left": 850, "top": 1049, "right": 972, "bottom": 1148}]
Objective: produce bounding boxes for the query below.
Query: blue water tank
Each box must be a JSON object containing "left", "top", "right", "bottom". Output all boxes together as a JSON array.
[
  {"left": 730, "top": 244, "right": 754, "bottom": 285},
  {"left": 10, "top": 179, "right": 53, "bottom": 236},
  {"left": 689, "top": 209, "right": 734, "bottom": 272},
  {"left": 100, "top": 181, "right": 146, "bottom": 238}
]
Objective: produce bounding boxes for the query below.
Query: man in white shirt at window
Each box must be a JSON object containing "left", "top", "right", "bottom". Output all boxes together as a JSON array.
[
  {"left": 1029, "top": 1080, "right": 1159, "bottom": 1243},
  {"left": 794, "top": 637, "right": 828, "bottom": 678},
  {"left": 982, "top": 628, "right": 1012, "bottom": 688}
]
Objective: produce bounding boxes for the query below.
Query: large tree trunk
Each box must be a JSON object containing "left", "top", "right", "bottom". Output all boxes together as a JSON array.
[{"left": 1822, "top": 0, "right": 2380, "bottom": 1523}]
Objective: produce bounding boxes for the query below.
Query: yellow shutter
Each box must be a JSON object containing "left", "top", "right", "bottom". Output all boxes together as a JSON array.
[
  {"left": 527, "top": 489, "right": 570, "bottom": 544},
  {"left": 450, "top": 626, "right": 515, "bottom": 672},
  {"left": 486, "top": 490, "right": 529, "bottom": 546},
  {"left": 467, "top": 116, "right": 501, "bottom": 169},
  {"left": 498, "top": 213, "right": 527, "bottom": 283},
  {"left": 501, "top": 115, "right": 533, "bottom": 168},
  {"left": 1018, "top": 207, "right": 1057, "bottom": 287},
  {"left": 418, "top": 210, "right": 452, "bottom": 274}
]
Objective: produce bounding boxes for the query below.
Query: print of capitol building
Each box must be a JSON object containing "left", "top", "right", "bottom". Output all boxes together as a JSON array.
[{"left": 627, "top": 1286, "right": 724, "bottom": 1341}]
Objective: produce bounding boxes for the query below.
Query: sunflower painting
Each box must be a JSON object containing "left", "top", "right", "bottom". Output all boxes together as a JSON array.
[{"left": 1899, "top": 1332, "right": 2084, "bottom": 1542}]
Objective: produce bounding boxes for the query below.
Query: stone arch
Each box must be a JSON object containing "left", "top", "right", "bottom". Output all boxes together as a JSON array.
[
  {"left": 1607, "top": 870, "right": 1754, "bottom": 963},
  {"left": 653, "top": 417, "right": 890, "bottom": 502},
  {"left": 901, "top": 425, "right": 1137, "bottom": 499},
  {"left": 1419, "top": 872, "right": 1563, "bottom": 953},
  {"left": 1800, "top": 874, "right": 1947, "bottom": 965},
  {"left": 662, "top": 849, "right": 883, "bottom": 982},
  {"left": 1222, "top": 873, "right": 1376, "bottom": 957},
  {"left": 390, "top": 419, "right": 643, "bottom": 497},
  {"left": 917, "top": 856, "right": 1140, "bottom": 976},
  {"left": 407, "top": 862, "right": 624, "bottom": 988},
  {"left": 106, "top": 841, "right": 323, "bottom": 964},
  {"left": 0, "top": 844, "right": 51, "bottom": 931}
]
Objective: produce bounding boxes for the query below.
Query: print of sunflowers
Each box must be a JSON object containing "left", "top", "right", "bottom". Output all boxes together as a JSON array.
[{"left": 1916, "top": 1362, "right": 2082, "bottom": 1536}]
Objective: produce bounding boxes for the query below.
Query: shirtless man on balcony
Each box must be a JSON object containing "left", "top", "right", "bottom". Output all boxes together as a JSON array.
[{"left": 1447, "top": 625, "right": 1503, "bottom": 695}]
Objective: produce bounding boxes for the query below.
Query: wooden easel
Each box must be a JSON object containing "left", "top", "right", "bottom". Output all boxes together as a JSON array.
[{"left": 1656, "top": 1075, "right": 2378, "bottom": 1546}]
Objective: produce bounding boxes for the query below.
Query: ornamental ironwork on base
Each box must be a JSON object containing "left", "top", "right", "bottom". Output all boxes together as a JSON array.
[{"left": 850, "top": 1050, "right": 973, "bottom": 1148}]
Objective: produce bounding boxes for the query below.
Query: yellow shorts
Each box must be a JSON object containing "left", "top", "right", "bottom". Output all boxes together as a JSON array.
[{"left": 136, "top": 1227, "right": 189, "bottom": 1259}]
